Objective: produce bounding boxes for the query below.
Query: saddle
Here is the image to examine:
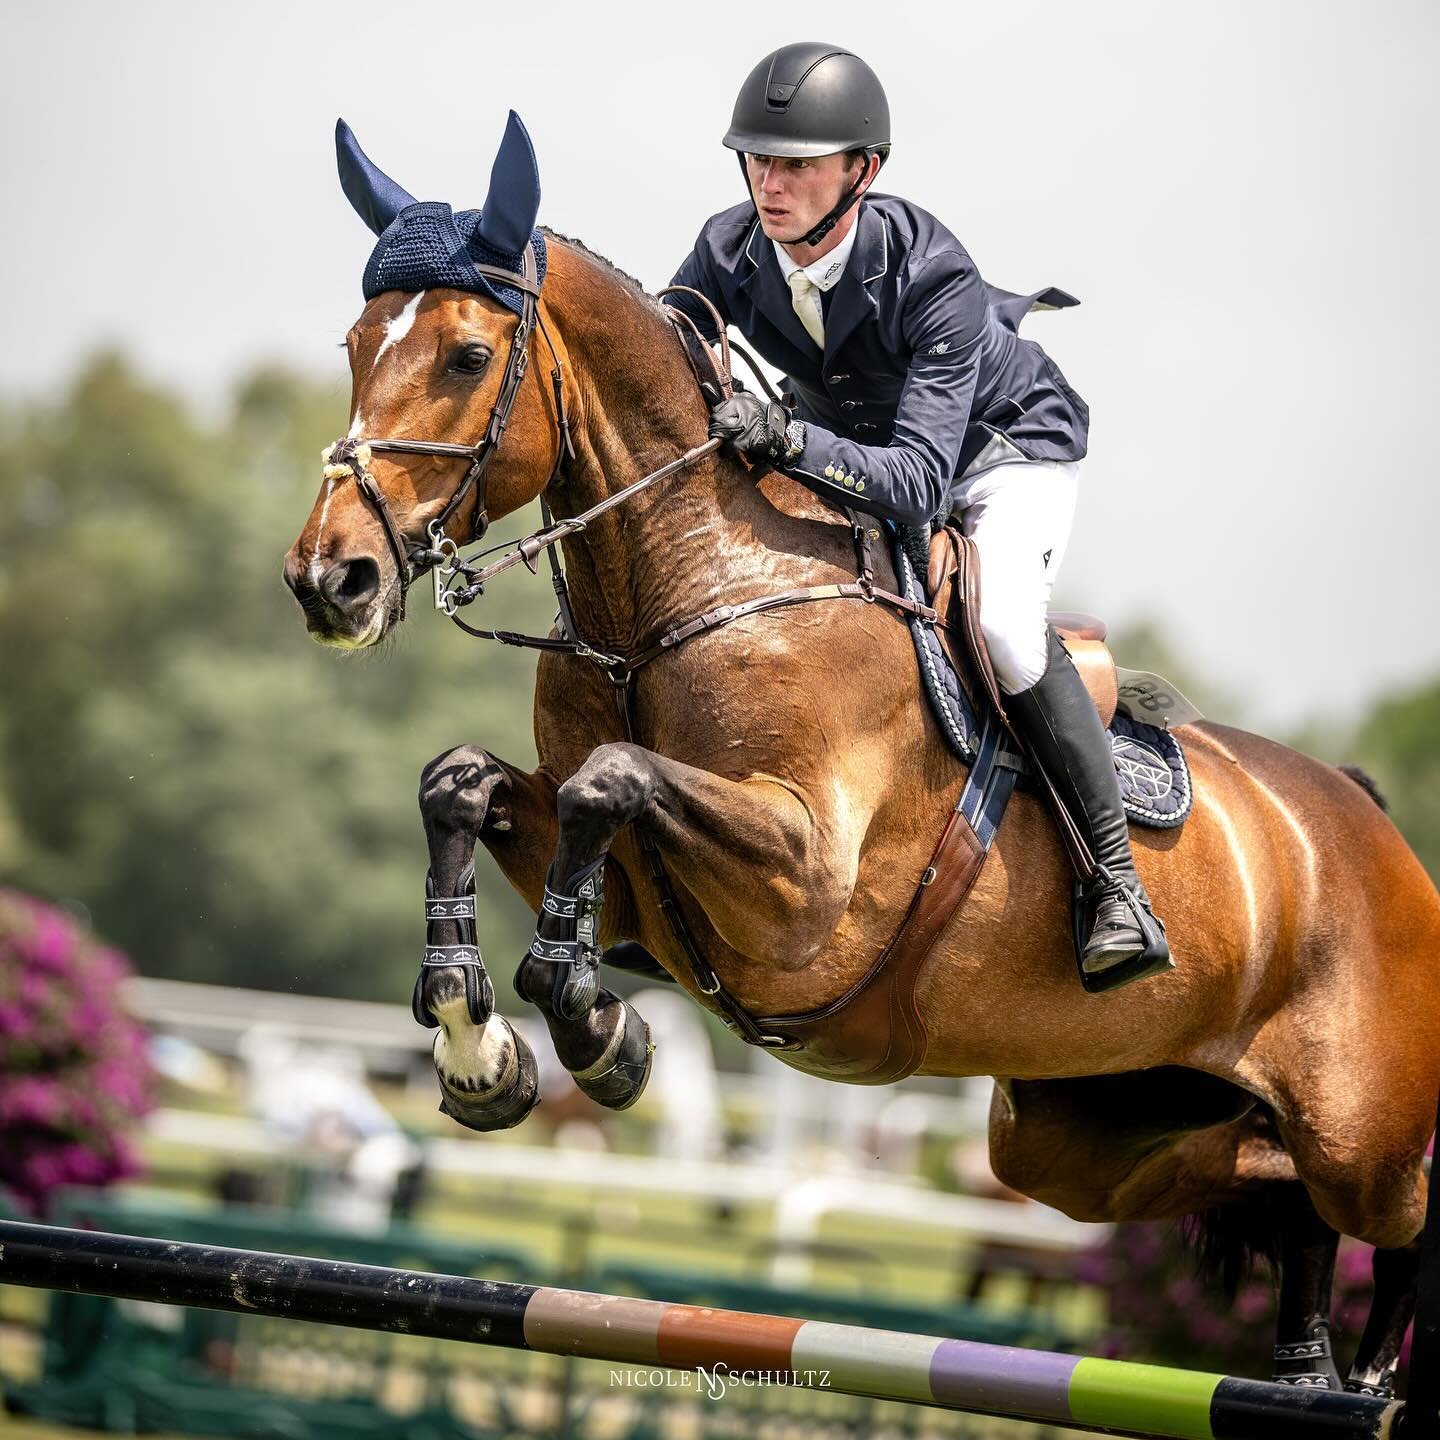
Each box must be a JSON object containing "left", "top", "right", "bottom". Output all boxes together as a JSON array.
[{"left": 925, "top": 524, "right": 1117, "bottom": 727}]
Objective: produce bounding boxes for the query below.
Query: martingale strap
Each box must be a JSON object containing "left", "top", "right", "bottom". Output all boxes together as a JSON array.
[{"left": 748, "top": 708, "right": 1021, "bottom": 1080}]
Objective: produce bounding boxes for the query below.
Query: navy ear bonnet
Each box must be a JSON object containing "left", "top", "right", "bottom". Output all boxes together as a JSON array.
[{"left": 336, "top": 112, "right": 546, "bottom": 317}]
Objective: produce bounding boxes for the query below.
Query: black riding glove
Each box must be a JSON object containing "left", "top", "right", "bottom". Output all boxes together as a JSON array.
[{"left": 708, "top": 391, "right": 805, "bottom": 466}]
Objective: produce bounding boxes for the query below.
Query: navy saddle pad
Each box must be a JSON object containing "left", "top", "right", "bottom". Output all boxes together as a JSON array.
[{"left": 890, "top": 528, "right": 1193, "bottom": 829}]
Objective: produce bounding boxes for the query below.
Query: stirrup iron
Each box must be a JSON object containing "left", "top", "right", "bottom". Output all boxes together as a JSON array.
[{"left": 1070, "top": 868, "right": 1172, "bottom": 995}]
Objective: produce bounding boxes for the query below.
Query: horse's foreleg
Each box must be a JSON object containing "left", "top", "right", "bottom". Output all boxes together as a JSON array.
[
  {"left": 554, "top": 742, "right": 852, "bottom": 962},
  {"left": 417, "top": 744, "right": 557, "bottom": 1132},
  {"left": 515, "top": 740, "right": 848, "bottom": 1109},
  {"left": 1270, "top": 1182, "right": 1344, "bottom": 1390},
  {"left": 511, "top": 742, "right": 662, "bottom": 1111}
]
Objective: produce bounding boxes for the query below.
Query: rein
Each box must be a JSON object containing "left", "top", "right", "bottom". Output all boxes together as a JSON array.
[{"left": 323, "top": 264, "right": 948, "bottom": 1048}]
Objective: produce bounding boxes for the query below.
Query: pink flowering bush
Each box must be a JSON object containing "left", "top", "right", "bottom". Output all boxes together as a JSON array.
[
  {"left": 0, "top": 889, "right": 153, "bottom": 1213},
  {"left": 1087, "top": 1219, "right": 1409, "bottom": 1383}
]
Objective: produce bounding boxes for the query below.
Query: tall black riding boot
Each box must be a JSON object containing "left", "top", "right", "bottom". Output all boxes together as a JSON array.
[{"left": 1005, "top": 628, "right": 1169, "bottom": 977}]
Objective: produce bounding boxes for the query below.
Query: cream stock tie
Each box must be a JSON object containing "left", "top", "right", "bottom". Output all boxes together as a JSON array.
[{"left": 786, "top": 269, "right": 826, "bottom": 349}]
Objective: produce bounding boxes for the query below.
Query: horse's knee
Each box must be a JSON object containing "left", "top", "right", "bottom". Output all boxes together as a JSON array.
[
  {"left": 419, "top": 745, "right": 505, "bottom": 833},
  {"left": 557, "top": 743, "right": 655, "bottom": 831}
]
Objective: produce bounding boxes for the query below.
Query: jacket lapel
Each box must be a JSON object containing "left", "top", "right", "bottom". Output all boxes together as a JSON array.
[
  {"left": 737, "top": 218, "right": 825, "bottom": 359},
  {"left": 822, "top": 204, "right": 887, "bottom": 363}
]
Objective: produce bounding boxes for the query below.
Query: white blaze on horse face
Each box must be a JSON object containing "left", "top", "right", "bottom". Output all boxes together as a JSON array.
[
  {"left": 309, "top": 294, "right": 425, "bottom": 579},
  {"left": 372, "top": 290, "right": 426, "bottom": 373},
  {"left": 309, "top": 468, "right": 345, "bottom": 584}
]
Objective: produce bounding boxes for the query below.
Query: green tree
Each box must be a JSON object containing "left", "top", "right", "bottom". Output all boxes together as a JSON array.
[
  {"left": 1335, "top": 679, "right": 1440, "bottom": 880},
  {"left": 0, "top": 353, "right": 556, "bottom": 1001}
]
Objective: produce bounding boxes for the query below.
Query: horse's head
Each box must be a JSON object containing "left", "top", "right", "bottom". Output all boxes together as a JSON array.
[{"left": 283, "top": 115, "right": 558, "bottom": 648}]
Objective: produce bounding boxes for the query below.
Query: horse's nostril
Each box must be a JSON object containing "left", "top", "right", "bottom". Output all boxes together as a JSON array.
[
  {"left": 282, "top": 559, "right": 307, "bottom": 599},
  {"left": 319, "top": 556, "right": 381, "bottom": 613}
]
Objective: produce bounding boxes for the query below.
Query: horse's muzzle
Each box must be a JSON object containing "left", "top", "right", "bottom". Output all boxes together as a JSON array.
[{"left": 282, "top": 550, "right": 390, "bottom": 645}]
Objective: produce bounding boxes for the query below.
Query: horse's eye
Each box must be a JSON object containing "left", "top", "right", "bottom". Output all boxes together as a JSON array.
[{"left": 451, "top": 345, "right": 492, "bottom": 375}]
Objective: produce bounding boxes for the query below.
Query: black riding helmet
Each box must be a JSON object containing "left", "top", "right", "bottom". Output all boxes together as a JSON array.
[{"left": 723, "top": 42, "right": 891, "bottom": 247}]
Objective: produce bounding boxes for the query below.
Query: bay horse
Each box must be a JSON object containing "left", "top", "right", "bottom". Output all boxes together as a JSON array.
[{"left": 283, "top": 218, "right": 1440, "bottom": 1395}]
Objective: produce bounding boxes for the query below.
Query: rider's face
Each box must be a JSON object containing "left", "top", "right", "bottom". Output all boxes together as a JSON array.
[{"left": 745, "top": 151, "right": 859, "bottom": 245}]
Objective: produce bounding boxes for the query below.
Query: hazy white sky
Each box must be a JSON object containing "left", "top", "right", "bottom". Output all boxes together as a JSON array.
[{"left": 3, "top": 1, "right": 1436, "bottom": 728}]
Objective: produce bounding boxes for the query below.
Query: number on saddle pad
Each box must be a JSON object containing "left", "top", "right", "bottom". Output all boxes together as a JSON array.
[{"left": 1114, "top": 669, "right": 1205, "bottom": 730}]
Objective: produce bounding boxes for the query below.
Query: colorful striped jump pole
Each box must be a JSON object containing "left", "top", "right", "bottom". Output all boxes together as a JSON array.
[{"left": 0, "top": 1220, "right": 1405, "bottom": 1439}]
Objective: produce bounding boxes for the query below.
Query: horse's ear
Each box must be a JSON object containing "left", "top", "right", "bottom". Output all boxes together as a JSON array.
[
  {"left": 335, "top": 119, "right": 418, "bottom": 236},
  {"left": 477, "top": 111, "right": 541, "bottom": 254}
]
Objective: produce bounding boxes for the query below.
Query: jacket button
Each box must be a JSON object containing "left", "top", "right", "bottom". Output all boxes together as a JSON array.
[
  {"left": 844, "top": 476, "right": 856, "bottom": 488},
  {"left": 824, "top": 464, "right": 835, "bottom": 478},
  {"left": 829, "top": 373, "right": 850, "bottom": 383},
  {"left": 855, "top": 481, "right": 866, "bottom": 493}
]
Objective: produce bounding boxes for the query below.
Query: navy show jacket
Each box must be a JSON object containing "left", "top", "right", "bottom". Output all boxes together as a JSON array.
[{"left": 667, "top": 194, "right": 1090, "bottom": 527}]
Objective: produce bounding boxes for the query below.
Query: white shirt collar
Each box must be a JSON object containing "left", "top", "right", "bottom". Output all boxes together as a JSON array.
[{"left": 771, "top": 218, "right": 860, "bottom": 293}]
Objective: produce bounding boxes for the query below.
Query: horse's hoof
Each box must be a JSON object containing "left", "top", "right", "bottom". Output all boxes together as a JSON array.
[
  {"left": 433, "top": 1013, "right": 540, "bottom": 1133},
  {"left": 570, "top": 998, "right": 654, "bottom": 1111}
]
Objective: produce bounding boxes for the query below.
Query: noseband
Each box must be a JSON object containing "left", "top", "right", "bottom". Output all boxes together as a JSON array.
[{"left": 320, "top": 248, "right": 547, "bottom": 619}]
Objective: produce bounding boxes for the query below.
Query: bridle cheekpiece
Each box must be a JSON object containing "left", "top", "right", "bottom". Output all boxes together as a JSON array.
[{"left": 320, "top": 246, "right": 549, "bottom": 620}]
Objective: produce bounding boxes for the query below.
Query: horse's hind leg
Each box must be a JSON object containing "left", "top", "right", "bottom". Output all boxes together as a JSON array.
[
  {"left": 416, "top": 744, "right": 558, "bottom": 1132},
  {"left": 1269, "top": 1182, "right": 1344, "bottom": 1389},
  {"left": 990, "top": 1075, "right": 1344, "bottom": 1386},
  {"left": 1234, "top": 1047, "right": 1434, "bottom": 1390},
  {"left": 1343, "top": 1236, "right": 1421, "bottom": 1398}
]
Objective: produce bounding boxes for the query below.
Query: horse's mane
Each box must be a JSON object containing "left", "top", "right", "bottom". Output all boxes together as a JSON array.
[
  {"left": 540, "top": 228, "right": 669, "bottom": 319},
  {"left": 540, "top": 227, "right": 847, "bottom": 533}
]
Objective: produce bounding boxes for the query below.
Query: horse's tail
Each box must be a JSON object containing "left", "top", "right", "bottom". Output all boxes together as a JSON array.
[
  {"left": 1339, "top": 763, "right": 1389, "bottom": 811},
  {"left": 1181, "top": 1104, "right": 1289, "bottom": 1298},
  {"left": 1183, "top": 1192, "right": 1285, "bottom": 1299}
]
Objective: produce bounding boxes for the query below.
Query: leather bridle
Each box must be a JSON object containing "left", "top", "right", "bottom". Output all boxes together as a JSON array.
[{"left": 320, "top": 249, "right": 548, "bottom": 620}]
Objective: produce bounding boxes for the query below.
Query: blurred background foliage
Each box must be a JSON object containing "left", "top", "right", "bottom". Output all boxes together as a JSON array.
[
  {"left": 1, "top": 353, "right": 1437, "bottom": 1008},
  {"left": 0, "top": 353, "right": 557, "bottom": 1004}
]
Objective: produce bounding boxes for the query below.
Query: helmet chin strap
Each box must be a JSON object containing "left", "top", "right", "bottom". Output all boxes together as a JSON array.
[
  {"left": 737, "top": 150, "right": 881, "bottom": 252},
  {"left": 799, "top": 151, "right": 875, "bottom": 247}
]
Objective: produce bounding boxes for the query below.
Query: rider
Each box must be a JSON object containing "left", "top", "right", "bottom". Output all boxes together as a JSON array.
[{"left": 667, "top": 42, "right": 1168, "bottom": 979}]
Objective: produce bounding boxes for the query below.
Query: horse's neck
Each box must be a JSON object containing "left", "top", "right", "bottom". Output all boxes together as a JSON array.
[{"left": 542, "top": 254, "right": 776, "bottom": 655}]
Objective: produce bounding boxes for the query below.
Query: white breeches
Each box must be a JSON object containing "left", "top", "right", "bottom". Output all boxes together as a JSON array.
[{"left": 952, "top": 449, "right": 1081, "bottom": 694}]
